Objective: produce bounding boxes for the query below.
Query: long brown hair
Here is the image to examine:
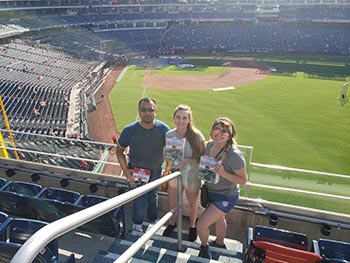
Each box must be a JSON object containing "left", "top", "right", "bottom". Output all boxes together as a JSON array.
[{"left": 173, "top": 105, "right": 204, "bottom": 162}]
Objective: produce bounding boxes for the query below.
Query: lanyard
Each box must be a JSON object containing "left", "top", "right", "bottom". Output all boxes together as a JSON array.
[{"left": 214, "top": 146, "right": 225, "bottom": 159}]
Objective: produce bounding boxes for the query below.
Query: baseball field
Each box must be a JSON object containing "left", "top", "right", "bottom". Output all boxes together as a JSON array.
[{"left": 108, "top": 54, "right": 350, "bottom": 213}]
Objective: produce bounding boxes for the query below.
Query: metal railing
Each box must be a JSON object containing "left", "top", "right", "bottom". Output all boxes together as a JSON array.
[{"left": 10, "top": 171, "right": 182, "bottom": 263}]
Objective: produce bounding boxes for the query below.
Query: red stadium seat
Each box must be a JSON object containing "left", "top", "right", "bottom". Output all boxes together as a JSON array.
[{"left": 250, "top": 241, "right": 323, "bottom": 263}]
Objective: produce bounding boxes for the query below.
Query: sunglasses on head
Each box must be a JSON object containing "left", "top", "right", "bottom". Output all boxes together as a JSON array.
[{"left": 139, "top": 107, "right": 156, "bottom": 113}]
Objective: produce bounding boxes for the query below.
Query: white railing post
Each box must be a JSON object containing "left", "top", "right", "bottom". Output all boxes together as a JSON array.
[{"left": 177, "top": 174, "right": 183, "bottom": 252}]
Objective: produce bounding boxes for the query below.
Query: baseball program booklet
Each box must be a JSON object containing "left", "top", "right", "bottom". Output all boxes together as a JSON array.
[
  {"left": 132, "top": 167, "right": 151, "bottom": 187},
  {"left": 165, "top": 137, "right": 185, "bottom": 166},
  {"left": 198, "top": 155, "right": 220, "bottom": 184}
]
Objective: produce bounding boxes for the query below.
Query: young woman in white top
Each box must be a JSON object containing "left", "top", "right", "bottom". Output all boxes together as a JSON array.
[{"left": 162, "top": 105, "right": 205, "bottom": 242}]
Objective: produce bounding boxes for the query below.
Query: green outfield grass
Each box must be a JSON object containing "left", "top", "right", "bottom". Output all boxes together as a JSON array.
[{"left": 109, "top": 54, "right": 350, "bottom": 213}]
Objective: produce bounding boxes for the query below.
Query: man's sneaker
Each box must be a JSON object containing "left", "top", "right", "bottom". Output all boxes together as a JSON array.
[
  {"left": 162, "top": 224, "right": 176, "bottom": 237},
  {"left": 198, "top": 245, "right": 212, "bottom": 259},
  {"left": 132, "top": 224, "right": 143, "bottom": 232},
  {"left": 209, "top": 240, "right": 227, "bottom": 249},
  {"left": 188, "top": 227, "right": 197, "bottom": 242}
]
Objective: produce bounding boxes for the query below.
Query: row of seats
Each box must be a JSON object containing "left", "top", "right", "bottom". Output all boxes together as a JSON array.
[
  {"left": 0, "top": 178, "right": 126, "bottom": 239},
  {"left": 0, "top": 126, "right": 105, "bottom": 171},
  {"left": 0, "top": 41, "right": 105, "bottom": 144},
  {"left": 0, "top": 212, "right": 75, "bottom": 263},
  {"left": 161, "top": 22, "right": 350, "bottom": 55},
  {"left": 245, "top": 225, "right": 350, "bottom": 263}
]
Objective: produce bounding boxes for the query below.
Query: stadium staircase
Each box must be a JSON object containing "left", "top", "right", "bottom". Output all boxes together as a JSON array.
[{"left": 92, "top": 223, "right": 244, "bottom": 263}]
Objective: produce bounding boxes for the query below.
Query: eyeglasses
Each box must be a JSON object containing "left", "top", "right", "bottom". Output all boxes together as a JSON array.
[
  {"left": 212, "top": 127, "right": 229, "bottom": 136},
  {"left": 139, "top": 107, "right": 156, "bottom": 113}
]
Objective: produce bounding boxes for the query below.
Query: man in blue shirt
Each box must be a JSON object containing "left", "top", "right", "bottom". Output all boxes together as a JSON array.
[{"left": 117, "top": 98, "right": 170, "bottom": 232}]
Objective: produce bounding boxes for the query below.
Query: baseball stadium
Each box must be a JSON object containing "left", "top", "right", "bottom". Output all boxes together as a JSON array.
[{"left": 0, "top": 0, "right": 349, "bottom": 262}]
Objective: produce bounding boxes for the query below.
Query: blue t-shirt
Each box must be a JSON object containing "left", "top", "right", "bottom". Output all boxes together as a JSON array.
[{"left": 118, "top": 120, "right": 170, "bottom": 177}]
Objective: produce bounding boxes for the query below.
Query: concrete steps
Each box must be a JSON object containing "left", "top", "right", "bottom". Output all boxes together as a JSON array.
[{"left": 92, "top": 224, "right": 244, "bottom": 263}]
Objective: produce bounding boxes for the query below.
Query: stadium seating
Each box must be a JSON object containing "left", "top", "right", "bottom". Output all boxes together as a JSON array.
[
  {"left": 0, "top": 211, "right": 9, "bottom": 226},
  {"left": 245, "top": 225, "right": 323, "bottom": 263},
  {"left": 28, "top": 197, "right": 81, "bottom": 223},
  {"left": 2, "top": 181, "right": 45, "bottom": 197},
  {"left": 38, "top": 187, "right": 81, "bottom": 204},
  {"left": 76, "top": 194, "right": 108, "bottom": 207},
  {"left": 0, "top": 190, "right": 36, "bottom": 218},
  {"left": 316, "top": 238, "right": 350, "bottom": 263},
  {"left": 252, "top": 225, "right": 309, "bottom": 250},
  {"left": 0, "top": 218, "right": 53, "bottom": 248},
  {"left": 75, "top": 194, "right": 126, "bottom": 239},
  {"left": 0, "top": 241, "right": 75, "bottom": 263},
  {"left": 248, "top": 241, "right": 323, "bottom": 263},
  {"left": 0, "top": 177, "right": 126, "bottom": 238},
  {"left": 0, "top": 218, "right": 58, "bottom": 258},
  {"left": 0, "top": 243, "right": 72, "bottom": 262},
  {"left": 0, "top": 178, "right": 7, "bottom": 189}
]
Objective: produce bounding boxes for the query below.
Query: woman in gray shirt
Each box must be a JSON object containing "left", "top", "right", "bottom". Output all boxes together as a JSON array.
[{"left": 197, "top": 117, "right": 247, "bottom": 259}]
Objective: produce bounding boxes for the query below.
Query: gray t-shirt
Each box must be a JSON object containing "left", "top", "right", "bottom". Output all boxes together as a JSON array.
[{"left": 205, "top": 141, "right": 246, "bottom": 196}]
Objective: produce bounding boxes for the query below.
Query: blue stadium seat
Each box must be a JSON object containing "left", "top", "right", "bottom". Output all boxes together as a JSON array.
[
  {"left": 0, "top": 218, "right": 55, "bottom": 251},
  {"left": 28, "top": 198, "right": 81, "bottom": 223},
  {"left": 0, "top": 211, "right": 9, "bottom": 226},
  {"left": 0, "top": 218, "right": 62, "bottom": 262},
  {"left": 78, "top": 208, "right": 125, "bottom": 238},
  {"left": 0, "top": 242, "right": 28, "bottom": 263},
  {"left": 252, "top": 225, "right": 308, "bottom": 250},
  {"left": 38, "top": 187, "right": 81, "bottom": 204},
  {"left": 75, "top": 194, "right": 118, "bottom": 215},
  {"left": 2, "top": 181, "right": 45, "bottom": 197},
  {"left": 318, "top": 238, "right": 350, "bottom": 263},
  {"left": 76, "top": 194, "right": 108, "bottom": 207},
  {"left": 76, "top": 194, "right": 125, "bottom": 239},
  {"left": 0, "top": 178, "right": 7, "bottom": 189},
  {"left": 29, "top": 196, "right": 125, "bottom": 238},
  {"left": 0, "top": 190, "right": 36, "bottom": 218},
  {"left": 0, "top": 241, "right": 75, "bottom": 263}
]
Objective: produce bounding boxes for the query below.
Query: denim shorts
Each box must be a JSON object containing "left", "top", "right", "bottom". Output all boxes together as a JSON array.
[{"left": 208, "top": 192, "right": 239, "bottom": 213}]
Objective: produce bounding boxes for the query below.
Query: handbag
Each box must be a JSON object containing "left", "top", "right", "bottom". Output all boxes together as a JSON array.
[{"left": 200, "top": 183, "right": 209, "bottom": 208}]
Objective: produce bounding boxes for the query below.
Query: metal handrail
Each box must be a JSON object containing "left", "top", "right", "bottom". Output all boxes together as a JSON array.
[
  {"left": 115, "top": 209, "right": 174, "bottom": 263},
  {"left": 115, "top": 174, "right": 183, "bottom": 263},
  {"left": 10, "top": 171, "right": 182, "bottom": 263}
]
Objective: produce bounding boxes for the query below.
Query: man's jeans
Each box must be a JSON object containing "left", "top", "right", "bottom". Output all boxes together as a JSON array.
[{"left": 132, "top": 188, "right": 158, "bottom": 224}]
